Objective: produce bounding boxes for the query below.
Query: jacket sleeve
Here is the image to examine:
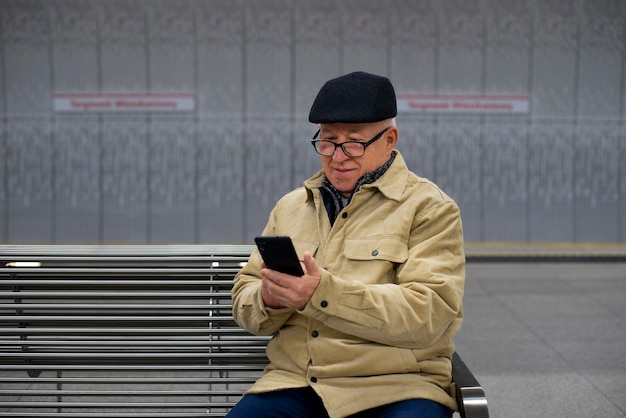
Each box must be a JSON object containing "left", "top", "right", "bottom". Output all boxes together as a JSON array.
[
  {"left": 231, "top": 207, "right": 296, "bottom": 336},
  {"left": 299, "top": 200, "right": 465, "bottom": 349}
]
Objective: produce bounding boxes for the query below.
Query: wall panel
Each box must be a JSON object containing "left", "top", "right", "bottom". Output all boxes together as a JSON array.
[
  {"left": 196, "top": 121, "right": 246, "bottom": 242},
  {"left": 53, "top": 115, "right": 101, "bottom": 242},
  {"left": 573, "top": 124, "right": 621, "bottom": 241},
  {"left": 0, "top": 0, "right": 624, "bottom": 243},
  {"left": 5, "top": 118, "right": 54, "bottom": 242},
  {"left": 482, "top": 121, "right": 529, "bottom": 241},
  {"left": 100, "top": 115, "right": 149, "bottom": 242},
  {"left": 528, "top": 124, "right": 575, "bottom": 241}
]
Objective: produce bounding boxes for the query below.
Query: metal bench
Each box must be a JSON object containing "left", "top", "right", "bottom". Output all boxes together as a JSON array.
[{"left": 0, "top": 245, "right": 488, "bottom": 418}]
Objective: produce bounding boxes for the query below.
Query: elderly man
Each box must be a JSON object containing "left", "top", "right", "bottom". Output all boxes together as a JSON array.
[{"left": 229, "top": 71, "right": 465, "bottom": 418}]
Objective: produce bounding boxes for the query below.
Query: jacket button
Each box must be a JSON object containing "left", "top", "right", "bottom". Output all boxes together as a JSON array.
[
  {"left": 372, "top": 250, "right": 379, "bottom": 256},
  {"left": 311, "top": 330, "right": 319, "bottom": 338},
  {"left": 342, "top": 212, "right": 348, "bottom": 219},
  {"left": 310, "top": 377, "right": 318, "bottom": 383},
  {"left": 320, "top": 300, "right": 328, "bottom": 308}
]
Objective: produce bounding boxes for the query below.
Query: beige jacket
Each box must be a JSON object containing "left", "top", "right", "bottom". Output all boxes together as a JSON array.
[{"left": 232, "top": 151, "right": 465, "bottom": 418}]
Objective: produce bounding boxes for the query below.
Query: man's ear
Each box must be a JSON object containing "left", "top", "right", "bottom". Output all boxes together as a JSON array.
[{"left": 385, "top": 126, "right": 399, "bottom": 150}]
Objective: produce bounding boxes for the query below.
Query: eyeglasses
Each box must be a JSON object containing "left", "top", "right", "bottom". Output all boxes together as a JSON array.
[{"left": 311, "top": 127, "right": 390, "bottom": 157}]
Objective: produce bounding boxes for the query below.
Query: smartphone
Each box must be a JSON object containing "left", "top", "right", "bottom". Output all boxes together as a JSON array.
[{"left": 254, "top": 236, "right": 304, "bottom": 276}]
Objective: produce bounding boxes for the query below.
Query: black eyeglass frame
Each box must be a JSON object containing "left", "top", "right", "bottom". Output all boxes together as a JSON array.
[{"left": 310, "top": 126, "right": 391, "bottom": 157}]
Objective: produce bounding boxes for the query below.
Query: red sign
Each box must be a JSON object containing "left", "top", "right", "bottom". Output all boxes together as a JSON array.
[
  {"left": 397, "top": 94, "right": 529, "bottom": 114},
  {"left": 54, "top": 93, "right": 195, "bottom": 113}
]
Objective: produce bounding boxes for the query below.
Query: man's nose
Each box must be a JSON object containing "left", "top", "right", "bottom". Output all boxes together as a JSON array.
[{"left": 332, "top": 146, "right": 350, "bottom": 161}]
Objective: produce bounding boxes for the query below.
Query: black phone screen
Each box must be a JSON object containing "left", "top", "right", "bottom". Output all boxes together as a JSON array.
[{"left": 254, "top": 236, "right": 304, "bottom": 276}]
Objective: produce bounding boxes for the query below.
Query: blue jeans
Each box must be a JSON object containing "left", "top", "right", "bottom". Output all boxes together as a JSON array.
[{"left": 225, "top": 387, "right": 452, "bottom": 418}]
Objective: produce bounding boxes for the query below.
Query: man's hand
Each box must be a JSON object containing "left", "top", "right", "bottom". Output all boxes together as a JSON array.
[{"left": 261, "top": 252, "right": 322, "bottom": 310}]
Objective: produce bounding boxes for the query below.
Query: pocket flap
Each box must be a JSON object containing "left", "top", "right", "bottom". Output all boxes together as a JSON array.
[{"left": 344, "top": 237, "right": 408, "bottom": 263}]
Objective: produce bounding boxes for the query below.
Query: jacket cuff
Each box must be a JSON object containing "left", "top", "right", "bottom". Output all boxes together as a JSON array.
[{"left": 299, "top": 269, "right": 343, "bottom": 319}]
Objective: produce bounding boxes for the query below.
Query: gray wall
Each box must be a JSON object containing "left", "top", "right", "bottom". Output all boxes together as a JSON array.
[{"left": 1, "top": 0, "right": 625, "bottom": 244}]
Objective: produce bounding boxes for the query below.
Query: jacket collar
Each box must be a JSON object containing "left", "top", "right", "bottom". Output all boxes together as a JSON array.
[{"left": 304, "top": 150, "right": 409, "bottom": 202}]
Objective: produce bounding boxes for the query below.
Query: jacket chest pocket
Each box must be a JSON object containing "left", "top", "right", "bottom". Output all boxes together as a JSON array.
[{"left": 341, "top": 237, "right": 408, "bottom": 284}]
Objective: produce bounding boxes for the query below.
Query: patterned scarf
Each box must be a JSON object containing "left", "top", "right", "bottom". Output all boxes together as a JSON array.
[{"left": 320, "top": 151, "right": 397, "bottom": 225}]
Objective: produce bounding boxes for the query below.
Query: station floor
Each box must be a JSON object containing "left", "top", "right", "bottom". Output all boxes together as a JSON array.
[{"left": 455, "top": 251, "right": 626, "bottom": 417}]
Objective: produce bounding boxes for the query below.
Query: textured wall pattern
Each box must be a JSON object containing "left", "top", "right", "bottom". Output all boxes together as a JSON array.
[{"left": 0, "top": 0, "right": 625, "bottom": 243}]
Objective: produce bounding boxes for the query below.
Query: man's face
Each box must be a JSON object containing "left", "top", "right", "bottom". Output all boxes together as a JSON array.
[{"left": 318, "top": 121, "right": 398, "bottom": 197}]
